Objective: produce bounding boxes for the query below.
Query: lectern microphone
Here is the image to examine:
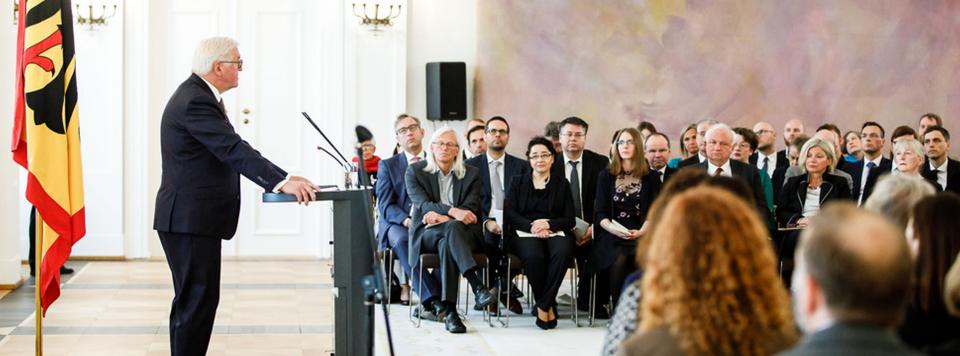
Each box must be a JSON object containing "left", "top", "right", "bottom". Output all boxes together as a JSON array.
[{"left": 302, "top": 112, "right": 351, "bottom": 166}]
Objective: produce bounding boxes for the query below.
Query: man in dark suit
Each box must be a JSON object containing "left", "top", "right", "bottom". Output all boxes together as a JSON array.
[
  {"left": 465, "top": 116, "right": 527, "bottom": 314},
  {"left": 694, "top": 124, "right": 770, "bottom": 221},
  {"left": 550, "top": 116, "right": 610, "bottom": 317},
  {"left": 784, "top": 203, "right": 921, "bottom": 356},
  {"left": 921, "top": 126, "right": 960, "bottom": 194},
  {"left": 644, "top": 132, "right": 675, "bottom": 183},
  {"left": 375, "top": 114, "right": 434, "bottom": 308},
  {"left": 153, "top": 37, "right": 319, "bottom": 356},
  {"left": 677, "top": 119, "right": 718, "bottom": 168},
  {"left": 750, "top": 121, "right": 788, "bottom": 178},
  {"left": 841, "top": 121, "right": 892, "bottom": 205},
  {"left": 405, "top": 127, "right": 496, "bottom": 333}
]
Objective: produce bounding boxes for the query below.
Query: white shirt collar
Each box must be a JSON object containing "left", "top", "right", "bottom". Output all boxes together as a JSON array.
[
  {"left": 707, "top": 160, "right": 733, "bottom": 177},
  {"left": 698, "top": 152, "right": 707, "bottom": 162},
  {"left": 487, "top": 153, "right": 506, "bottom": 165},
  {"left": 199, "top": 76, "right": 223, "bottom": 103},
  {"left": 563, "top": 151, "right": 582, "bottom": 164},
  {"left": 864, "top": 155, "right": 883, "bottom": 167},
  {"left": 930, "top": 159, "right": 948, "bottom": 171}
]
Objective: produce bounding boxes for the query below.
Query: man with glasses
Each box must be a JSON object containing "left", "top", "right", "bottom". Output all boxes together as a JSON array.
[
  {"left": 375, "top": 114, "right": 430, "bottom": 311},
  {"left": 465, "top": 116, "right": 528, "bottom": 315},
  {"left": 550, "top": 116, "right": 611, "bottom": 318},
  {"left": 406, "top": 127, "right": 497, "bottom": 333},
  {"left": 155, "top": 37, "right": 320, "bottom": 356},
  {"left": 841, "top": 121, "right": 892, "bottom": 205},
  {"left": 749, "top": 121, "right": 787, "bottom": 178}
]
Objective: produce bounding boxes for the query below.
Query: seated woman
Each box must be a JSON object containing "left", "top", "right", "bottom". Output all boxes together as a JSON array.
[
  {"left": 899, "top": 194, "right": 960, "bottom": 351},
  {"left": 352, "top": 137, "right": 381, "bottom": 180},
  {"left": 504, "top": 136, "right": 575, "bottom": 330},
  {"left": 667, "top": 123, "right": 697, "bottom": 169},
  {"left": 893, "top": 139, "right": 942, "bottom": 189},
  {"left": 777, "top": 137, "right": 852, "bottom": 228},
  {"left": 595, "top": 128, "right": 660, "bottom": 310},
  {"left": 618, "top": 187, "right": 797, "bottom": 356}
]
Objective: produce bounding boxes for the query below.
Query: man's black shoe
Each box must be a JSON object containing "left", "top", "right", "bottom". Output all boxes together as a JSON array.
[
  {"left": 474, "top": 287, "right": 496, "bottom": 309},
  {"left": 444, "top": 311, "right": 466, "bottom": 334},
  {"left": 510, "top": 283, "right": 523, "bottom": 299},
  {"left": 412, "top": 306, "right": 440, "bottom": 322},
  {"left": 60, "top": 266, "right": 74, "bottom": 275}
]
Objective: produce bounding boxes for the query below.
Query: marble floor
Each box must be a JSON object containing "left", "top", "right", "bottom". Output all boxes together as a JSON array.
[{"left": 0, "top": 261, "right": 606, "bottom": 355}]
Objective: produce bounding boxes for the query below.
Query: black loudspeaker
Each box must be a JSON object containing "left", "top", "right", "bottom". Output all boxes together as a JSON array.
[{"left": 426, "top": 62, "right": 467, "bottom": 121}]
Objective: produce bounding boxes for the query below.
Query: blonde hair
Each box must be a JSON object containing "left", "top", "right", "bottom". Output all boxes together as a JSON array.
[
  {"left": 893, "top": 139, "right": 925, "bottom": 165},
  {"left": 639, "top": 187, "right": 797, "bottom": 355},
  {"left": 192, "top": 37, "right": 238, "bottom": 76},
  {"left": 798, "top": 137, "right": 837, "bottom": 172},
  {"left": 423, "top": 126, "right": 466, "bottom": 179}
]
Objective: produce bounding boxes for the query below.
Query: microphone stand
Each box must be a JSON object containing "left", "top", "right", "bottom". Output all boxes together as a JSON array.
[{"left": 355, "top": 144, "right": 396, "bottom": 356}]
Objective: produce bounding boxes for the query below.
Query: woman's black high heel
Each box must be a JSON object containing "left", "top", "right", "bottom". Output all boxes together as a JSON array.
[
  {"left": 547, "top": 305, "right": 558, "bottom": 329},
  {"left": 535, "top": 308, "right": 550, "bottom": 330}
]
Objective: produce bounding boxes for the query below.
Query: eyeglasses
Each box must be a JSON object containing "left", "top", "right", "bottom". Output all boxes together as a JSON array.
[
  {"left": 361, "top": 143, "right": 375, "bottom": 149},
  {"left": 220, "top": 59, "right": 243, "bottom": 70},
  {"left": 754, "top": 129, "right": 774, "bottom": 135},
  {"left": 486, "top": 128, "right": 509, "bottom": 136},
  {"left": 561, "top": 132, "right": 585, "bottom": 138},
  {"left": 616, "top": 139, "right": 635, "bottom": 146},
  {"left": 528, "top": 153, "right": 552, "bottom": 160},
  {"left": 396, "top": 124, "right": 420, "bottom": 135},
  {"left": 432, "top": 141, "right": 459, "bottom": 149}
]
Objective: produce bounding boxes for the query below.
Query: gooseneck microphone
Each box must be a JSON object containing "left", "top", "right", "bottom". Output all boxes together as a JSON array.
[{"left": 302, "top": 112, "right": 351, "bottom": 166}]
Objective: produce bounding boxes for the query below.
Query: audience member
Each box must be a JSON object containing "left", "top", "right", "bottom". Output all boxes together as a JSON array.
[
  {"left": 644, "top": 133, "right": 674, "bottom": 183},
  {"left": 780, "top": 118, "right": 806, "bottom": 160},
  {"left": 636, "top": 121, "right": 657, "bottom": 140},
  {"left": 814, "top": 124, "right": 852, "bottom": 172},
  {"left": 863, "top": 174, "right": 936, "bottom": 231},
  {"left": 918, "top": 113, "right": 943, "bottom": 138},
  {"left": 772, "top": 134, "right": 810, "bottom": 206},
  {"left": 843, "top": 130, "right": 863, "bottom": 162},
  {"left": 353, "top": 137, "right": 380, "bottom": 181},
  {"left": 463, "top": 118, "right": 486, "bottom": 159},
  {"left": 504, "top": 136, "right": 576, "bottom": 330},
  {"left": 782, "top": 203, "right": 920, "bottom": 356},
  {"left": 465, "top": 116, "right": 527, "bottom": 314},
  {"left": 543, "top": 121, "right": 563, "bottom": 154},
  {"left": 862, "top": 140, "right": 939, "bottom": 200},
  {"left": 733, "top": 127, "right": 775, "bottom": 222},
  {"left": 751, "top": 121, "right": 788, "bottom": 178},
  {"left": 922, "top": 126, "right": 959, "bottom": 194},
  {"left": 465, "top": 125, "right": 487, "bottom": 158},
  {"left": 899, "top": 193, "right": 960, "bottom": 351},
  {"left": 693, "top": 124, "right": 770, "bottom": 222},
  {"left": 618, "top": 187, "right": 797, "bottom": 356},
  {"left": 595, "top": 128, "right": 660, "bottom": 311},
  {"left": 667, "top": 123, "right": 698, "bottom": 169},
  {"left": 405, "top": 127, "right": 496, "bottom": 334},
  {"left": 785, "top": 128, "right": 855, "bottom": 194},
  {"left": 551, "top": 116, "right": 611, "bottom": 317},
  {"left": 375, "top": 114, "right": 427, "bottom": 308},
  {"left": 841, "top": 121, "right": 892, "bottom": 205},
  {"left": 947, "top": 253, "right": 960, "bottom": 317}
]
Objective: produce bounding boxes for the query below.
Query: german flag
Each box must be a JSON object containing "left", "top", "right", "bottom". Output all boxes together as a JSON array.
[{"left": 11, "top": 0, "right": 85, "bottom": 316}]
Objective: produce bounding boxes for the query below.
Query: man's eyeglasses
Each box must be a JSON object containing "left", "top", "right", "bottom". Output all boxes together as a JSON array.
[
  {"left": 220, "top": 59, "right": 243, "bottom": 70},
  {"left": 486, "top": 128, "right": 509, "bottom": 136},
  {"left": 432, "top": 141, "right": 459, "bottom": 149},
  {"left": 754, "top": 129, "right": 774, "bottom": 135},
  {"left": 396, "top": 124, "right": 420, "bottom": 135},
  {"left": 561, "top": 132, "right": 585, "bottom": 138}
]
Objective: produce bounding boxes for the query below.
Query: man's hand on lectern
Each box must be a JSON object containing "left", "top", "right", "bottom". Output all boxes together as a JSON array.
[{"left": 280, "top": 176, "right": 320, "bottom": 205}]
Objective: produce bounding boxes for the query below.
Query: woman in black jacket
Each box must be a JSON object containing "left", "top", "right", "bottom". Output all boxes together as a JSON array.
[
  {"left": 594, "top": 128, "right": 661, "bottom": 310},
  {"left": 504, "top": 136, "right": 575, "bottom": 329},
  {"left": 777, "top": 137, "right": 852, "bottom": 227}
]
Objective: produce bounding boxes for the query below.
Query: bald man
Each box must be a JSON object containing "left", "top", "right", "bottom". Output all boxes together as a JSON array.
[
  {"left": 750, "top": 121, "right": 788, "bottom": 178},
  {"left": 780, "top": 119, "right": 806, "bottom": 161},
  {"left": 784, "top": 203, "right": 920, "bottom": 356}
]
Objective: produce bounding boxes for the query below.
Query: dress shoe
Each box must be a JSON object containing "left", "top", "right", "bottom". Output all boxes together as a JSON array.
[
  {"left": 510, "top": 283, "right": 524, "bottom": 299},
  {"left": 60, "top": 266, "right": 74, "bottom": 275},
  {"left": 444, "top": 310, "right": 467, "bottom": 334},
  {"left": 505, "top": 296, "right": 523, "bottom": 315},
  {"left": 399, "top": 285, "right": 411, "bottom": 306},
  {"left": 535, "top": 308, "right": 550, "bottom": 330},
  {"left": 548, "top": 305, "right": 558, "bottom": 329},
  {"left": 473, "top": 287, "right": 496, "bottom": 309},
  {"left": 412, "top": 306, "right": 440, "bottom": 322}
]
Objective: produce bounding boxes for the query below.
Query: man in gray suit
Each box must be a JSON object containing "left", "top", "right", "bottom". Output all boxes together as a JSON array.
[
  {"left": 782, "top": 203, "right": 921, "bottom": 356},
  {"left": 405, "top": 127, "right": 496, "bottom": 333}
]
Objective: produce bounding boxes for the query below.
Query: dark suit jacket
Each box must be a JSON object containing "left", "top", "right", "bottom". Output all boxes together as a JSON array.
[
  {"left": 695, "top": 160, "right": 770, "bottom": 222},
  {"left": 779, "top": 323, "right": 923, "bottom": 356},
  {"left": 676, "top": 154, "right": 703, "bottom": 169},
  {"left": 922, "top": 158, "right": 960, "bottom": 194},
  {"left": 841, "top": 157, "right": 892, "bottom": 201},
  {"left": 503, "top": 173, "right": 575, "bottom": 243},
  {"left": 154, "top": 74, "right": 286, "bottom": 239},
  {"left": 592, "top": 169, "right": 661, "bottom": 269},
  {"left": 375, "top": 152, "right": 418, "bottom": 249},
  {"left": 777, "top": 173, "right": 852, "bottom": 226},
  {"left": 404, "top": 161, "right": 483, "bottom": 267},
  {"left": 771, "top": 164, "right": 789, "bottom": 207},
  {"left": 750, "top": 150, "right": 789, "bottom": 171},
  {"left": 464, "top": 152, "right": 529, "bottom": 221},
  {"left": 550, "top": 149, "right": 609, "bottom": 223}
]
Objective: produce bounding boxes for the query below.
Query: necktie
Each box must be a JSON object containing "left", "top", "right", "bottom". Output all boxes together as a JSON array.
[
  {"left": 218, "top": 99, "right": 226, "bottom": 114},
  {"left": 653, "top": 170, "right": 663, "bottom": 183},
  {"left": 761, "top": 157, "right": 769, "bottom": 175},
  {"left": 714, "top": 167, "right": 723, "bottom": 177},
  {"left": 859, "top": 162, "right": 877, "bottom": 205},
  {"left": 411, "top": 156, "right": 421, "bottom": 163},
  {"left": 866, "top": 161, "right": 876, "bottom": 172},
  {"left": 569, "top": 161, "right": 582, "bottom": 218},
  {"left": 490, "top": 161, "right": 504, "bottom": 210}
]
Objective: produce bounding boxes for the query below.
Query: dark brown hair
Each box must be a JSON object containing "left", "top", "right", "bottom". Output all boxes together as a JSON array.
[
  {"left": 910, "top": 193, "right": 960, "bottom": 313},
  {"left": 609, "top": 128, "right": 648, "bottom": 178}
]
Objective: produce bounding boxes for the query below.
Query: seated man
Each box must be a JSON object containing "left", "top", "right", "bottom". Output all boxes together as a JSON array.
[
  {"left": 405, "top": 127, "right": 496, "bottom": 334},
  {"left": 783, "top": 203, "right": 921, "bottom": 356}
]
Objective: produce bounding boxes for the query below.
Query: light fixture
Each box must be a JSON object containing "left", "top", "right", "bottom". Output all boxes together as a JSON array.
[
  {"left": 351, "top": 3, "right": 401, "bottom": 32},
  {"left": 75, "top": 2, "right": 116, "bottom": 30}
]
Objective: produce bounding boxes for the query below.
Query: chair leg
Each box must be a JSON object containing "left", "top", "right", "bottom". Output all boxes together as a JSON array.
[
  {"left": 589, "top": 273, "right": 596, "bottom": 327},
  {"left": 572, "top": 261, "right": 579, "bottom": 327},
  {"left": 386, "top": 249, "right": 393, "bottom": 312}
]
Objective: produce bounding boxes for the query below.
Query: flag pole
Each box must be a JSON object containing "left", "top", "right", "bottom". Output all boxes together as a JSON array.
[{"left": 34, "top": 212, "right": 42, "bottom": 356}]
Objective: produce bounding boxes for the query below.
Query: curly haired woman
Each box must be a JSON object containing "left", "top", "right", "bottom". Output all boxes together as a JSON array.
[{"left": 617, "top": 187, "right": 797, "bottom": 356}]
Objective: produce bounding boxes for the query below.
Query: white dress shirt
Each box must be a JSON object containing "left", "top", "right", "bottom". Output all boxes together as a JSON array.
[
  {"left": 403, "top": 150, "right": 426, "bottom": 164},
  {"left": 930, "top": 159, "right": 948, "bottom": 191},
  {"left": 707, "top": 160, "right": 733, "bottom": 177},
  {"left": 756, "top": 151, "right": 778, "bottom": 178},
  {"left": 563, "top": 152, "right": 584, "bottom": 203}
]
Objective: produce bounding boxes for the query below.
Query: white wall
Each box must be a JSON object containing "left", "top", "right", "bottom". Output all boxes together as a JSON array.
[
  {"left": 0, "top": 15, "right": 21, "bottom": 286},
  {"left": 404, "top": 0, "right": 477, "bottom": 145}
]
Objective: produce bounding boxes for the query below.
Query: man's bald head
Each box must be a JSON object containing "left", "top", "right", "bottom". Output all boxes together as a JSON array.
[
  {"left": 784, "top": 119, "right": 805, "bottom": 147},
  {"left": 797, "top": 203, "right": 913, "bottom": 327}
]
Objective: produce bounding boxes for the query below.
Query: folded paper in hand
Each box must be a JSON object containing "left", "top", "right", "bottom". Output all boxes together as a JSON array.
[
  {"left": 516, "top": 230, "right": 565, "bottom": 238},
  {"left": 608, "top": 219, "right": 631, "bottom": 235},
  {"left": 573, "top": 217, "right": 589, "bottom": 239}
]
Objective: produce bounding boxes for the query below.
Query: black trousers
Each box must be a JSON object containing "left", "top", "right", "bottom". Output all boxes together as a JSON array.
[
  {"left": 482, "top": 229, "right": 508, "bottom": 289},
  {"left": 159, "top": 231, "right": 222, "bottom": 356},
  {"left": 420, "top": 221, "right": 481, "bottom": 303},
  {"left": 514, "top": 235, "right": 574, "bottom": 311},
  {"left": 606, "top": 245, "right": 637, "bottom": 311}
]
